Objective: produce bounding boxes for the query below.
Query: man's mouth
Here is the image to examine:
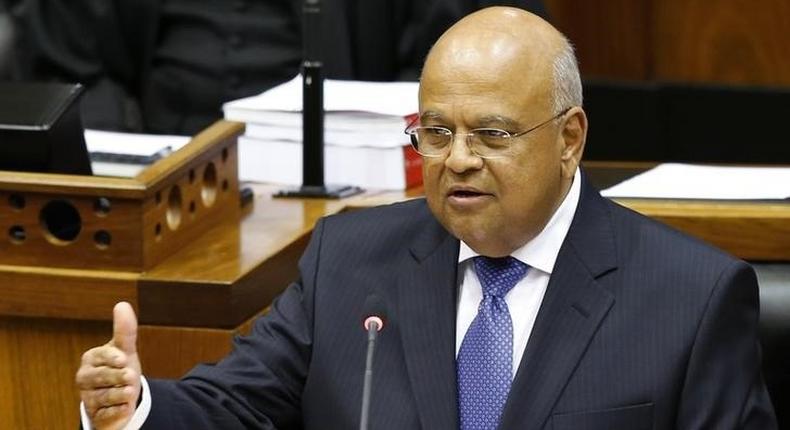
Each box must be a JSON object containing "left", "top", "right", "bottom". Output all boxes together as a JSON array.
[
  {"left": 447, "top": 185, "right": 489, "bottom": 197},
  {"left": 446, "top": 187, "right": 493, "bottom": 207},
  {"left": 450, "top": 190, "right": 485, "bottom": 198}
]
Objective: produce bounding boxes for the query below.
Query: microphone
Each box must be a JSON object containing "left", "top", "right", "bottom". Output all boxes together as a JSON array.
[{"left": 359, "top": 295, "right": 387, "bottom": 430}]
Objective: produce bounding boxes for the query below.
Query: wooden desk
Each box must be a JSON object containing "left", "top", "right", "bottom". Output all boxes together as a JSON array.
[
  {"left": 0, "top": 183, "right": 420, "bottom": 429},
  {"left": 1, "top": 166, "right": 788, "bottom": 428},
  {"left": 583, "top": 161, "right": 790, "bottom": 261}
]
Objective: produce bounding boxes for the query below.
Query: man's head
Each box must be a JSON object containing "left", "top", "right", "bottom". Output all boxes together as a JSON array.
[{"left": 418, "top": 7, "right": 587, "bottom": 257}]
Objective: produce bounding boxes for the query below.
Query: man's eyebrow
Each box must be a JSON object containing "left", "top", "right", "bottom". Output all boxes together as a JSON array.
[
  {"left": 476, "top": 115, "right": 520, "bottom": 129},
  {"left": 418, "top": 112, "right": 521, "bottom": 129},
  {"left": 419, "top": 111, "right": 444, "bottom": 122}
]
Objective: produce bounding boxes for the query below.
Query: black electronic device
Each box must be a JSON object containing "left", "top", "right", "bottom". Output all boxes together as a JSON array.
[{"left": 0, "top": 82, "right": 92, "bottom": 175}]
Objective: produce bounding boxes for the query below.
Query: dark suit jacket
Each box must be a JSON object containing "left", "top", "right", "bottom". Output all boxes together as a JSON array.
[{"left": 144, "top": 173, "right": 776, "bottom": 429}]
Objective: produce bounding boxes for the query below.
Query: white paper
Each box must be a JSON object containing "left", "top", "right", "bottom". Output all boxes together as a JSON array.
[
  {"left": 90, "top": 161, "right": 147, "bottom": 177},
  {"left": 84, "top": 129, "right": 191, "bottom": 177},
  {"left": 238, "top": 136, "right": 412, "bottom": 189},
  {"left": 85, "top": 129, "right": 191, "bottom": 155},
  {"left": 222, "top": 75, "right": 419, "bottom": 117},
  {"left": 244, "top": 123, "right": 408, "bottom": 148},
  {"left": 601, "top": 163, "right": 790, "bottom": 200}
]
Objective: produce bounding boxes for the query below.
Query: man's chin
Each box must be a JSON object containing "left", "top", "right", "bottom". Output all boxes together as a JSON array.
[{"left": 449, "top": 224, "right": 491, "bottom": 250}]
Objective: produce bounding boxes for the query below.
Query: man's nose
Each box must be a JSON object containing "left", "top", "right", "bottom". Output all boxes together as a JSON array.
[{"left": 444, "top": 133, "right": 483, "bottom": 173}]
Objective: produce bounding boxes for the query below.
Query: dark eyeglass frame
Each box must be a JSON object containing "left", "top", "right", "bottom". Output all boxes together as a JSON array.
[{"left": 404, "top": 107, "right": 572, "bottom": 158}]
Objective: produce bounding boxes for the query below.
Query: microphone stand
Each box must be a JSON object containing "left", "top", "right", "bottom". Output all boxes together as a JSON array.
[
  {"left": 359, "top": 319, "right": 380, "bottom": 430},
  {"left": 276, "top": 0, "right": 363, "bottom": 199}
]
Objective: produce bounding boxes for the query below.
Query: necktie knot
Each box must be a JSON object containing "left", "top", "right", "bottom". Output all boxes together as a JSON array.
[{"left": 473, "top": 256, "right": 529, "bottom": 299}]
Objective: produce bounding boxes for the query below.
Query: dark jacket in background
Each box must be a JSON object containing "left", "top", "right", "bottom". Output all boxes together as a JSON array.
[{"left": 13, "top": 0, "right": 547, "bottom": 135}]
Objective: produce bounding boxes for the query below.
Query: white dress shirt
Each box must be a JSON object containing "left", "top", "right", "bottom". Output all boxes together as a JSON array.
[
  {"left": 81, "top": 168, "right": 581, "bottom": 429},
  {"left": 455, "top": 168, "right": 581, "bottom": 377}
]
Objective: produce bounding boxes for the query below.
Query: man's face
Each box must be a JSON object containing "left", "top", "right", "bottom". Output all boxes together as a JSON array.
[{"left": 419, "top": 58, "right": 573, "bottom": 257}]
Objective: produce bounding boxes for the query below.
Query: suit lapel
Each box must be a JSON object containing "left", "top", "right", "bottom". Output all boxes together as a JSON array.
[
  {"left": 398, "top": 212, "right": 460, "bottom": 430},
  {"left": 500, "top": 173, "right": 618, "bottom": 429}
]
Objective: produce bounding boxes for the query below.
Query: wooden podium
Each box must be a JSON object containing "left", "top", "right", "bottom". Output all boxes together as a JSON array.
[
  {"left": 0, "top": 121, "right": 314, "bottom": 429},
  {"left": 0, "top": 119, "right": 419, "bottom": 428},
  {"left": 0, "top": 128, "right": 788, "bottom": 428}
]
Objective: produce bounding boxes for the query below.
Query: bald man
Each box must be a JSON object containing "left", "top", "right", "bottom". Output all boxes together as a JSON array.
[{"left": 77, "top": 7, "right": 777, "bottom": 429}]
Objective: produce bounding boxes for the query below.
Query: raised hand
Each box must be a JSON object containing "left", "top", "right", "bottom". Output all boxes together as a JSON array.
[{"left": 76, "top": 302, "right": 142, "bottom": 430}]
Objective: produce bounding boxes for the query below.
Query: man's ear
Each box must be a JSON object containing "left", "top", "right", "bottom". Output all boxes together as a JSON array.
[{"left": 559, "top": 107, "right": 588, "bottom": 178}]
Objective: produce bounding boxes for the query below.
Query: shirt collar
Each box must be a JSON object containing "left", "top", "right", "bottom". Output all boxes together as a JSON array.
[{"left": 457, "top": 167, "right": 581, "bottom": 275}]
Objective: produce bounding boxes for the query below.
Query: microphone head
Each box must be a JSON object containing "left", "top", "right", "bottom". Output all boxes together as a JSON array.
[
  {"left": 363, "top": 316, "right": 384, "bottom": 332},
  {"left": 361, "top": 294, "right": 387, "bottom": 332}
]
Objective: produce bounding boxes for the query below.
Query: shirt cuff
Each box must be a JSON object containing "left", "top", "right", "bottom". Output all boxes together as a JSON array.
[{"left": 80, "top": 375, "right": 152, "bottom": 430}]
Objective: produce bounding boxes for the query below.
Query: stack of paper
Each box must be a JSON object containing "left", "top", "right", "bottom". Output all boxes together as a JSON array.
[
  {"left": 223, "top": 75, "right": 422, "bottom": 190},
  {"left": 601, "top": 163, "right": 790, "bottom": 200}
]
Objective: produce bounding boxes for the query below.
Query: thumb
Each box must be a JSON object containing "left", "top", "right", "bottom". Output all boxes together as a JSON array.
[{"left": 112, "top": 301, "right": 138, "bottom": 355}]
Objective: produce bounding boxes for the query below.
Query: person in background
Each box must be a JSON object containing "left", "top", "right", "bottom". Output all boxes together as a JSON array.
[
  {"left": 12, "top": 0, "right": 547, "bottom": 135},
  {"left": 0, "top": 0, "right": 18, "bottom": 79}
]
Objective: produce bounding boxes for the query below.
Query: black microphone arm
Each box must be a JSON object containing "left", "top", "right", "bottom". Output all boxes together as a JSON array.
[
  {"left": 301, "top": 0, "right": 323, "bottom": 188},
  {"left": 275, "top": 0, "right": 363, "bottom": 199}
]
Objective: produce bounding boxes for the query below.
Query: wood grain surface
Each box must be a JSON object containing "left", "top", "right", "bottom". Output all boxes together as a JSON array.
[
  {"left": 545, "top": 0, "right": 790, "bottom": 86},
  {"left": 544, "top": 0, "right": 653, "bottom": 80},
  {"left": 0, "top": 121, "right": 243, "bottom": 272},
  {"left": 654, "top": 0, "right": 790, "bottom": 86}
]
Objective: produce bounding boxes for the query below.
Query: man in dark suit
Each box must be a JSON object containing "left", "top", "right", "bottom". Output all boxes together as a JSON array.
[{"left": 76, "top": 7, "right": 777, "bottom": 429}]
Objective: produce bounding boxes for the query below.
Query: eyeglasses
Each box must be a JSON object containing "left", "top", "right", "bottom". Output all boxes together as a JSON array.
[{"left": 404, "top": 108, "right": 571, "bottom": 158}]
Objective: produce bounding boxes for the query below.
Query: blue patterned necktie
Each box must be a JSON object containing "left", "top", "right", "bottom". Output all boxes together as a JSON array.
[{"left": 457, "top": 256, "right": 529, "bottom": 430}]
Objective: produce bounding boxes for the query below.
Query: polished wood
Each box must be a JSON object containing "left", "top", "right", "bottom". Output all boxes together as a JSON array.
[
  {"left": 0, "top": 264, "right": 138, "bottom": 320},
  {"left": 583, "top": 161, "right": 790, "bottom": 260},
  {"left": 138, "top": 309, "right": 265, "bottom": 379},
  {"left": 0, "top": 171, "right": 145, "bottom": 198},
  {"left": 0, "top": 310, "right": 263, "bottom": 430},
  {"left": 544, "top": 0, "right": 790, "bottom": 86},
  {"left": 654, "top": 0, "right": 790, "bottom": 86},
  {"left": 544, "top": 0, "right": 652, "bottom": 80},
  {"left": 0, "top": 120, "right": 243, "bottom": 272},
  {"left": 615, "top": 198, "right": 790, "bottom": 260},
  {"left": 138, "top": 121, "right": 243, "bottom": 269},
  {"left": 0, "top": 316, "right": 108, "bottom": 430}
]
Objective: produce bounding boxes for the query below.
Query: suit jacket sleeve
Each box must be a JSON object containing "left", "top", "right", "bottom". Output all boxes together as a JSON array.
[
  {"left": 676, "top": 260, "right": 777, "bottom": 429},
  {"left": 142, "top": 218, "right": 325, "bottom": 429}
]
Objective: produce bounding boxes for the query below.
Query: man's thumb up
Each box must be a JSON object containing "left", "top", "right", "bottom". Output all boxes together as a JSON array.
[
  {"left": 112, "top": 301, "right": 138, "bottom": 356},
  {"left": 77, "top": 301, "right": 143, "bottom": 429}
]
